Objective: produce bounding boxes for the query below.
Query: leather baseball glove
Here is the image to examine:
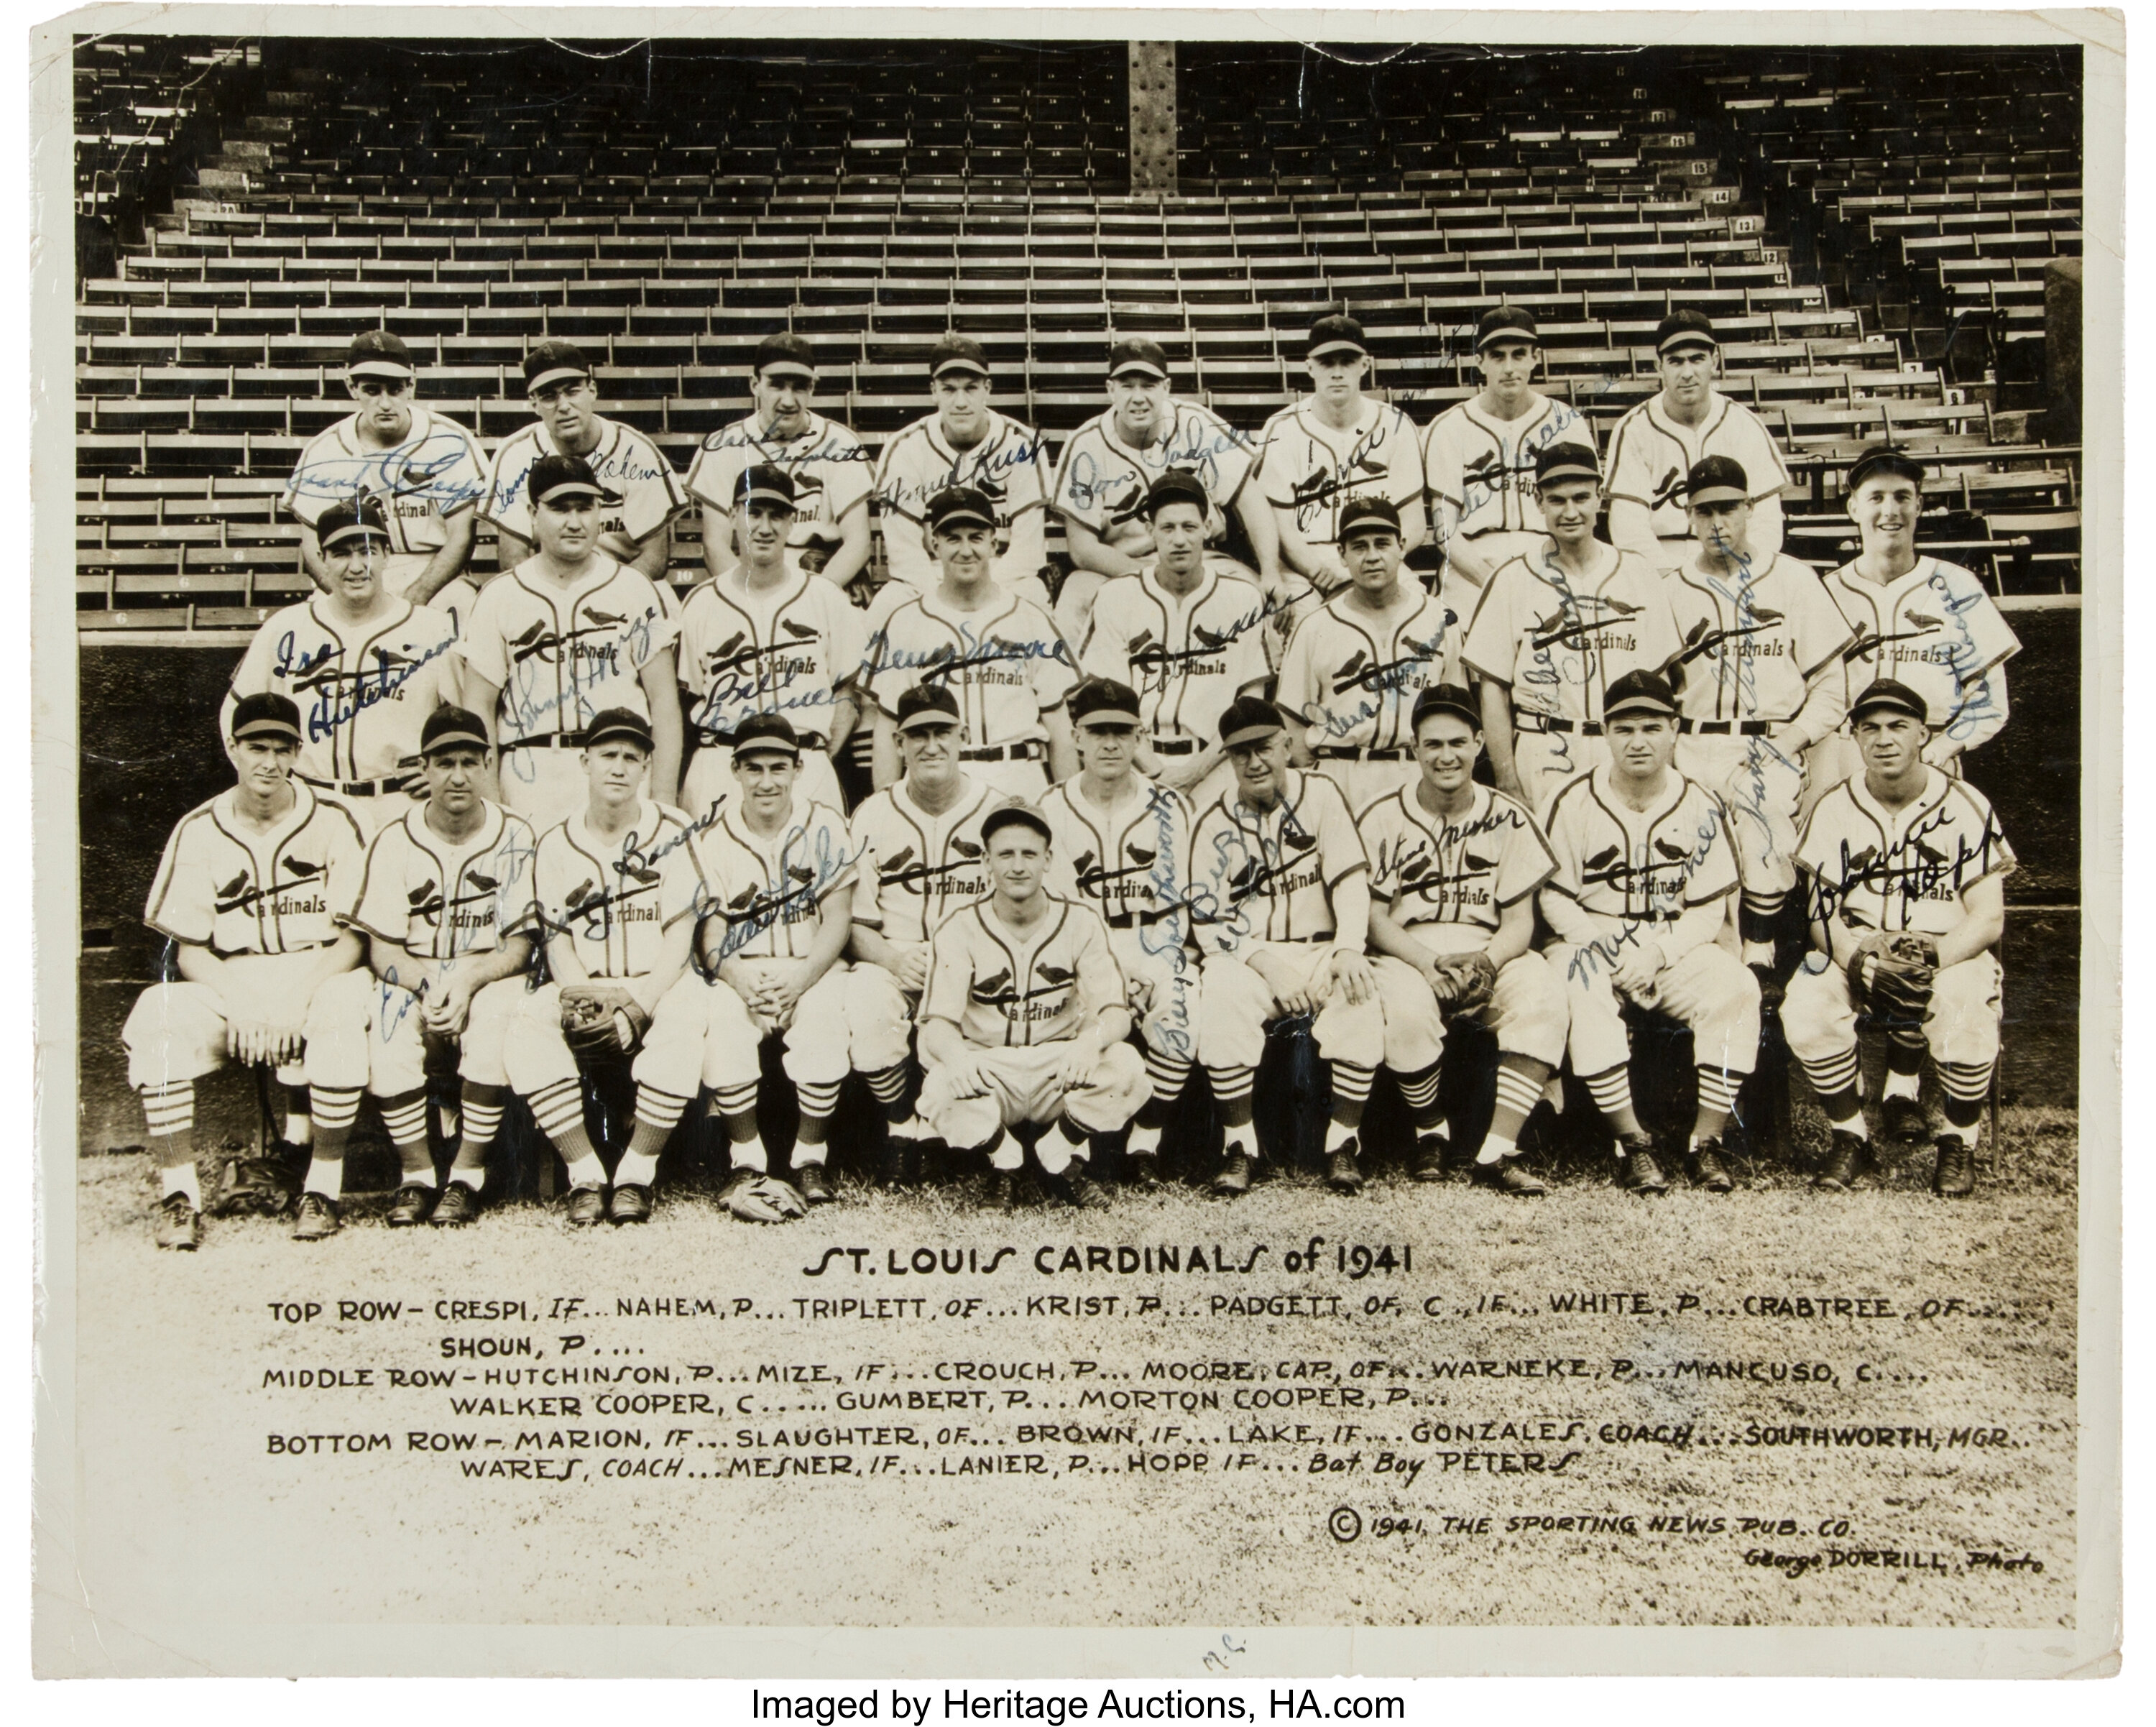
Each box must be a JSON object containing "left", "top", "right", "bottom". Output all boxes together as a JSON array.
[
  {"left": 1435, "top": 951, "right": 1498, "bottom": 1012},
  {"left": 1848, "top": 931, "right": 1938, "bottom": 1023},
  {"left": 560, "top": 984, "right": 650, "bottom": 1056},
  {"left": 721, "top": 1171, "right": 810, "bottom": 1223}
]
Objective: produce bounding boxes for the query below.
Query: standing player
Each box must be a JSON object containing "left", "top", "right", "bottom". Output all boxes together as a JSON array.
[
  {"left": 456, "top": 454, "right": 683, "bottom": 824},
  {"left": 1254, "top": 314, "right": 1427, "bottom": 599},
  {"left": 675, "top": 464, "right": 864, "bottom": 817},
  {"left": 280, "top": 329, "right": 488, "bottom": 628},
  {"left": 122, "top": 694, "right": 367, "bottom": 1248},
  {"left": 295, "top": 707, "right": 539, "bottom": 1233},
  {"left": 691, "top": 715, "right": 858, "bottom": 1207},
  {"left": 1187, "top": 696, "right": 1383, "bottom": 1195},
  {"left": 1462, "top": 444, "right": 1680, "bottom": 816},
  {"left": 1538, "top": 671, "right": 1762, "bottom": 1194},
  {"left": 916, "top": 805, "right": 1151, "bottom": 1210},
  {"left": 480, "top": 339, "right": 688, "bottom": 584},
  {"left": 1782, "top": 681, "right": 2014, "bottom": 1197},
  {"left": 224, "top": 497, "right": 459, "bottom": 835},
  {"left": 1274, "top": 496, "right": 1463, "bottom": 812},
  {"left": 1423, "top": 305, "right": 1595, "bottom": 591},
  {"left": 1664, "top": 456, "right": 1856, "bottom": 982},
  {"left": 1605, "top": 310, "right": 1790, "bottom": 571},
  {"left": 687, "top": 332, "right": 874, "bottom": 592},
  {"left": 1037, "top": 679, "right": 1199, "bottom": 1189},
  {"left": 1364, "top": 686, "right": 1568, "bottom": 1192},
  {"left": 864, "top": 486, "right": 1081, "bottom": 798}
]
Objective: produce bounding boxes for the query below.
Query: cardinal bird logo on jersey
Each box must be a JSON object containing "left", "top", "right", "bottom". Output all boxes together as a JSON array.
[
  {"left": 580, "top": 607, "right": 626, "bottom": 629},
  {"left": 1280, "top": 824, "right": 1317, "bottom": 855},
  {"left": 1105, "top": 481, "right": 1150, "bottom": 528},
  {"left": 1674, "top": 611, "right": 1779, "bottom": 666},
  {"left": 950, "top": 834, "right": 983, "bottom": 860},
  {"left": 564, "top": 878, "right": 598, "bottom": 911},
  {"left": 1651, "top": 466, "right": 1687, "bottom": 511},
  {"left": 787, "top": 863, "right": 816, "bottom": 885},
  {"left": 1843, "top": 626, "right": 1935, "bottom": 666},
  {"left": 780, "top": 617, "right": 822, "bottom": 641},
  {"left": 1530, "top": 597, "right": 1644, "bottom": 654},
  {"left": 1463, "top": 850, "right": 1498, "bottom": 874},
  {"left": 408, "top": 878, "right": 444, "bottom": 921}
]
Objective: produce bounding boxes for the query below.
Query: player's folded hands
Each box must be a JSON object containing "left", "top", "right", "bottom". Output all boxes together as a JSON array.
[{"left": 1330, "top": 949, "right": 1376, "bottom": 1006}]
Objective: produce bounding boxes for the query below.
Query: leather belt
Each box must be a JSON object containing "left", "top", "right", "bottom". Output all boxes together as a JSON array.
[
  {"left": 300, "top": 771, "right": 413, "bottom": 797},
  {"left": 1514, "top": 715, "right": 1601, "bottom": 737},
  {"left": 959, "top": 741, "right": 1046, "bottom": 763},
  {"left": 1680, "top": 719, "right": 1779, "bottom": 736},
  {"left": 497, "top": 732, "right": 579, "bottom": 752},
  {"left": 1314, "top": 744, "right": 1414, "bottom": 762},
  {"left": 1105, "top": 908, "right": 1176, "bottom": 930},
  {"left": 698, "top": 727, "right": 829, "bottom": 750},
  {"left": 1148, "top": 735, "right": 1199, "bottom": 757}
]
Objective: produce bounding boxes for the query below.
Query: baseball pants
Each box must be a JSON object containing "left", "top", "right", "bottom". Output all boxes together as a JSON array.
[
  {"left": 497, "top": 744, "right": 601, "bottom": 832},
  {"left": 1547, "top": 938, "right": 1762, "bottom": 1079},
  {"left": 681, "top": 741, "right": 844, "bottom": 821},
  {"left": 1680, "top": 734, "right": 1806, "bottom": 898},
  {"left": 1198, "top": 940, "right": 1384, "bottom": 1072},
  {"left": 964, "top": 756, "right": 1051, "bottom": 803},
  {"left": 1511, "top": 729, "right": 1609, "bottom": 819},
  {"left": 305, "top": 785, "right": 420, "bottom": 839},
  {"left": 382, "top": 556, "right": 479, "bottom": 639},
  {"left": 918, "top": 1041, "right": 1150, "bottom": 1151},
  {"left": 703, "top": 959, "right": 854, "bottom": 1089},
  {"left": 1372, "top": 946, "right": 1569, "bottom": 1076},
  {"left": 300, "top": 964, "right": 522, "bottom": 1096},
  {"left": 1780, "top": 951, "right": 2002, "bottom": 1074},
  {"left": 1109, "top": 925, "right": 1200, "bottom": 1067},
  {"left": 504, "top": 972, "right": 711, "bottom": 1102},
  {"left": 124, "top": 950, "right": 345, "bottom": 1092},
  {"left": 1307, "top": 755, "right": 1421, "bottom": 817},
  {"left": 1445, "top": 530, "right": 1547, "bottom": 590}
]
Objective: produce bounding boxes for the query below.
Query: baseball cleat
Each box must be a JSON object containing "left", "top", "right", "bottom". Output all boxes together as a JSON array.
[
  {"left": 215, "top": 1156, "right": 299, "bottom": 1218},
  {"left": 1812, "top": 1130, "right": 1866, "bottom": 1192},
  {"left": 1325, "top": 1143, "right": 1364, "bottom": 1192},
  {"left": 1411, "top": 1133, "right": 1450, "bottom": 1182},
  {"left": 795, "top": 1164, "right": 835, "bottom": 1205},
  {"left": 606, "top": 1182, "right": 654, "bottom": 1225},
  {"left": 1932, "top": 1137, "right": 1976, "bottom": 1197},
  {"left": 1614, "top": 1134, "right": 1668, "bottom": 1193},
  {"left": 1879, "top": 1094, "right": 1930, "bottom": 1148},
  {"left": 1046, "top": 1168, "right": 1110, "bottom": 1210},
  {"left": 564, "top": 1184, "right": 609, "bottom": 1228},
  {"left": 1688, "top": 1138, "right": 1735, "bottom": 1192},
  {"left": 387, "top": 1183, "right": 436, "bottom": 1228},
  {"left": 1212, "top": 1149, "right": 1254, "bottom": 1196},
  {"left": 290, "top": 1192, "right": 341, "bottom": 1240},
  {"left": 877, "top": 1140, "right": 916, "bottom": 1188},
  {"left": 155, "top": 1192, "right": 201, "bottom": 1251},
  {"left": 1124, "top": 1150, "right": 1161, "bottom": 1192},
  {"left": 430, "top": 1181, "right": 482, "bottom": 1227},
  {"left": 1472, "top": 1158, "right": 1547, "bottom": 1194}
]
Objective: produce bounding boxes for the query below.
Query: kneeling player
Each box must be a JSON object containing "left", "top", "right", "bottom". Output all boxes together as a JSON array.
[
  {"left": 916, "top": 805, "right": 1150, "bottom": 1208},
  {"left": 1782, "top": 681, "right": 2013, "bottom": 1197},
  {"left": 1365, "top": 687, "right": 1567, "bottom": 1192}
]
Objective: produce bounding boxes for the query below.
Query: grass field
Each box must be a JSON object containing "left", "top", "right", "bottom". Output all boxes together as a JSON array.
[{"left": 66, "top": 1102, "right": 2076, "bottom": 1641}]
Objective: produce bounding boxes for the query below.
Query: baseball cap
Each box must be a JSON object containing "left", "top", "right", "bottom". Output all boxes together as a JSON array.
[
  {"left": 1846, "top": 443, "right": 1927, "bottom": 493},
  {"left": 753, "top": 331, "right": 818, "bottom": 382},
  {"left": 522, "top": 339, "right": 593, "bottom": 395},
  {"left": 1070, "top": 679, "right": 1143, "bottom": 729},
  {"left": 420, "top": 706, "right": 490, "bottom": 757},
  {"left": 1144, "top": 468, "right": 1210, "bottom": 520},
  {"left": 981, "top": 803, "right": 1054, "bottom": 846},
  {"left": 581, "top": 708, "right": 653, "bottom": 752},
  {"left": 1849, "top": 679, "right": 1930, "bottom": 725},
  {"left": 229, "top": 692, "right": 302, "bottom": 745},
  {"left": 1107, "top": 336, "right": 1170, "bottom": 382},
  {"left": 732, "top": 713, "right": 803, "bottom": 760},
  {"left": 317, "top": 495, "right": 392, "bottom": 550},
  {"left": 1601, "top": 670, "right": 1680, "bottom": 722},
  {"left": 1337, "top": 495, "right": 1403, "bottom": 539},
  {"left": 1307, "top": 313, "right": 1368, "bottom": 361},
  {"left": 1411, "top": 685, "right": 1482, "bottom": 733},
  {"left": 1218, "top": 695, "right": 1287, "bottom": 750},
  {"left": 345, "top": 328, "right": 415, "bottom": 382},
  {"left": 1534, "top": 443, "right": 1601, "bottom": 488},
  {"left": 1685, "top": 455, "right": 1750, "bottom": 505},
  {"left": 895, "top": 684, "right": 963, "bottom": 734},
  {"left": 926, "top": 485, "right": 998, "bottom": 533},
  {"left": 1655, "top": 309, "right": 1718, "bottom": 356},
  {"left": 930, "top": 333, "right": 992, "bottom": 380},
  {"left": 1476, "top": 305, "right": 1539, "bottom": 351},
  {"left": 736, "top": 464, "right": 798, "bottom": 511},
  {"left": 528, "top": 452, "right": 622, "bottom": 509}
]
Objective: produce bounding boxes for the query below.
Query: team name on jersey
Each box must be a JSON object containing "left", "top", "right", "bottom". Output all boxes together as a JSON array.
[
  {"left": 969, "top": 964, "right": 1078, "bottom": 1025},
  {"left": 878, "top": 841, "right": 988, "bottom": 901},
  {"left": 1810, "top": 805, "right": 2009, "bottom": 921},
  {"left": 272, "top": 635, "right": 453, "bottom": 739}
]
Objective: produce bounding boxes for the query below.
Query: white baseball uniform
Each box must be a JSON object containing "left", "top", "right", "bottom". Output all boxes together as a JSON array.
[
  {"left": 1604, "top": 392, "right": 1791, "bottom": 568},
  {"left": 1255, "top": 397, "right": 1424, "bottom": 551},
  {"left": 1422, "top": 393, "right": 1594, "bottom": 580},
  {"left": 1049, "top": 399, "right": 1261, "bottom": 563},
  {"left": 873, "top": 409, "right": 1052, "bottom": 606},
  {"left": 480, "top": 416, "right": 690, "bottom": 560},
  {"left": 687, "top": 410, "right": 875, "bottom": 564}
]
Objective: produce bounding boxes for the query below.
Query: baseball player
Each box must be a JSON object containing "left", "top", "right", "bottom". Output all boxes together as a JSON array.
[
  {"left": 844, "top": 683, "right": 1002, "bottom": 1184},
  {"left": 1364, "top": 685, "right": 1568, "bottom": 1192},
  {"left": 224, "top": 496, "right": 459, "bottom": 836},
  {"left": 1254, "top": 314, "right": 1427, "bottom": 601},
  {"left": 123, "top": 694, "right": 367, "bottom": 1248},
  {"left": 687, "top": 332, "right": 875, "bottom": 592},
  {"left": 916, "top": 804, "right": 1151, "bottom": 1210},
  {"left": 1423, "top": 305, "right": 1597, "bottom": 591},
  {"left": 1187, "top": 696, "right": 1383, "bottom": 1194},
  {"left": 1077, "top": 469, "right": 1273, "bottom": 806},
  {"left": 295, "top": 707, "right": 540, "bottom": 1233},
  {"left": 280, "top": 328, "right": 488, "bottom": 630},
  {"left": 1664, "top": 455, "right": 1857, "bottom": 983},
  {"left": 676, "top": 464, "right": 864, "bottom": 818},
  {"left": 479, "top": 339, "right": 688, "bottom": 584},
  {"left": 1462, "top": 443, "right": 1680, "bottom": 816},
  {"left": 1273, "top": 495, "right": 1465, "bottom": 812},
  {"left": 864, "top": 485, "right": 1081, "bottom": 799},
  {"left": 1538, "top": 671, "right": 1762, "bottom": 1194},
  {"left": 1783, "top": 680, "right": 2014, "bottom": 1198},
  {"left": 691, "top": 714, "right": 859, "bottom": 1208},
  {"left": 1810, "top": 444, "right": 2020, "bottom": 794},
  {"left": 505, "top": 708, "right": 718, "bottom": 1227},
  {"left": 872, "top": 333, "right": 1054, "bottom": 617},
  {"left": 1047, "top": 335, "right": 1281, "bottom": 647},
  {"left": 456, "top": 453, "right": 684, "bottom": 824},
  {"left": 1605, "top": 310, "right": 1791, "bottom": 572},
  {"left": 1037, "top": 679, "right": 1200, "bottom": 1189}
]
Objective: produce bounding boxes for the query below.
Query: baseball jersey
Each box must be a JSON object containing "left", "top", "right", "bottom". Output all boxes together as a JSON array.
[
  {"left": 864, "top": 587, "right": 1079, "bottom": 748},
  {"left": 226, "top": 597, "right": 459, "bottom": 786},
  {"left": 530, "top": 798, "right": 705, "bottom": 980},
  {"left": 1275, "top": 586, "right": 1465, "bottom": 753},
  {"left": 1255, "top": 398, "right": 1424, "bottom": 548},
  {"left": 1820, "top": 557, "right": 2021, "bottom": 747},
  {"left": 1604, "top": 393, "right": 1791, "bottom": 544},
  {"left": 144, "top": 780, "right": 368, "bottom": 957},
  {"left": 1665, "top": 554, "right": 1856, "bottom": 724},
  {"left": 280, "top": 404, "right": 488, "bottom": 556},
  {"left": 687, "top": 411, "right": 875, "bottom": 553},
  {"left": 849, "top": 777, "right": 1000, "bottom": 947},
  {"left": 696, "top": 798, "right": 857, "bottom": 964},
  {"left": 1049, "top": 400, "right": 1259, "bottom": 558},
  {"left": 676, "top": 566, "right": 867, "bottom": 745},
  {"left": 1187, "top": 769, "right": 1368, "bottom": 952},
  {"left": 1037, "top": 777, "right": 1195, "bottom": 937},
  {"left": 456, "top": 556, "right": 679, "bottom": 747},
  {"left": 479, "top": 418, "right": 689, "bottom": 548},
  {"left": 919, "top": 897, "right": 1125, "bottom": 1049},
  {"left": 874, "top": 410, "right": 1050, "bottom": 591},
  {"left": 1363, "top": 783, "right": 1555, "bottom": 936},
  {"left": 1795, "top": 770, "right": 2015, "bottom": 940},
  {"left": 1461, "top": 544, "right": 1681, "bottom": 722},
  {"left": 348, "top": 800, "right": 541, "bottom": 962},
  {"left": 1078, "top": 565, "right": 1271, "bottom": 745},
  {"left": 1542, "top": 768, "right": 1740, "bottom": 931},
  {"left": 1423, "top": 394, "right": 1594, "bottom": 540}
]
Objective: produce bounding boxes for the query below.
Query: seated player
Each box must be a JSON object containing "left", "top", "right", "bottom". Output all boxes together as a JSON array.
[
  {"left": 1038, "top": 679, "right": 1200, "bottom": 1189},
  {"left": 1188, "top": 697, "right": 1383, "bottom": 1195},
  {"left": 916, "top": 804, "right": 1150, "bottom": 1209},
  {"left": 844, "top": 684, "right": 1001, "bottom": 1184},
  {"left": 505, "top": 709, "right": 714, "bottom": 1227},
  {"left": 1364, "top": 686, "right": 1568, "bottom": 1193},
  {"left": 298, "top": 708, "right": 539, "bottom": 1232},
  {"left": 692, "top": 714, "right": 857, "bottom": 1210},
  {"left": 1539, "top": 671, "right": 1762, "bottom": 1194},
  {"left": 1782, "top": 681, "right": 2014, "bottom": 1197},
  {"left": 121, "top": 695, "right": 367, "bottom": 1248}
]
